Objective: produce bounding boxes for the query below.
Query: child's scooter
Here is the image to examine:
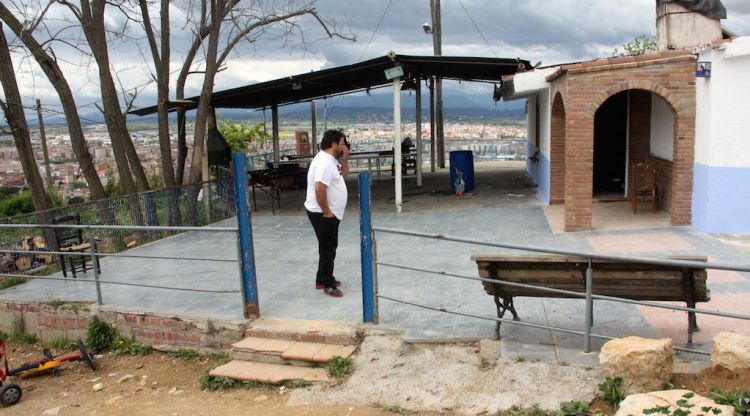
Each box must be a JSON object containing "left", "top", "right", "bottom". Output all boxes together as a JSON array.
[
  {"left": 0, "top": 340, "right": 22, "bottom": 407},
  {"left": 8, "top": 339, "right": 96, "bottom": 379}
]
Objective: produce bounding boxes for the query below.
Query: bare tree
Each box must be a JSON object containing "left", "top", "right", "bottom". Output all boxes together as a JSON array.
[
  {"left": 0, "top": 2, "right": 106, "bottom": 200},
  {"left": 138, "top": 0, "right": 177, "bottom": 188},
  {"left": 56, "top": 0, "right": 151, "bottom": 193},
  {"left": 0, "top": 21, "right": 51, "bottom": 212},
  {"left": 172, "top": 0, "right": 354, "bottom": 185}
]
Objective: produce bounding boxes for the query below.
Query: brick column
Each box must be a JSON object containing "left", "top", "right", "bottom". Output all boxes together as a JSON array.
[
  {"left": 550, "top": 94, "right": 566, "bottom": 205},
  {"left": 670, "top": 114, "right": 695, "bottom": 225},
  {"left": 564, "top": 109, "right": 594, "bottom": 231}
]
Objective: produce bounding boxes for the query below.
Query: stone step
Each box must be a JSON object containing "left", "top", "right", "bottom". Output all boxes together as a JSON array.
[
  {"left": 244, "top": 318, "right": 362, "bottom": 345},
  {"left": 231, "top": 336, "right": 357, "bottom": 366},
  {"left": 209, "top": 360, "right": 330, "bottom": 384}
]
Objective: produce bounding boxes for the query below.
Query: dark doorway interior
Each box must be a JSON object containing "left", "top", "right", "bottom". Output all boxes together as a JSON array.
[{"left": 593, "top": 91, "right": 628, "bottom": 196}]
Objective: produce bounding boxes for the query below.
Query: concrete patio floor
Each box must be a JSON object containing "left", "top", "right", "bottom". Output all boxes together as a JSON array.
[{"left": 2, "top": 161, "right": 749, "bottom": 367}]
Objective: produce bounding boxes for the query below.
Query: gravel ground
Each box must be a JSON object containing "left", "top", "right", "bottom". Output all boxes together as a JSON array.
[{"left": 289, "top": 335, "right": 600, "bottom": 415}]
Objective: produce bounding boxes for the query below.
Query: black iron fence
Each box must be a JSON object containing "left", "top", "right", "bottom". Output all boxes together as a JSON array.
[{"left": 0, "top": 178, "right": 235, "bottom": 274}]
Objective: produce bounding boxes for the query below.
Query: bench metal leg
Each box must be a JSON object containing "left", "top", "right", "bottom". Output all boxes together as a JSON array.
[{"left": 493, "top": 294, "right": 520, "bottom": 340}]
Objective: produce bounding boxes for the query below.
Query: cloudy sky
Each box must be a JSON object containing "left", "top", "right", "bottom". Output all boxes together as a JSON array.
[{"left": 4, "top": 0, "right": 750, "bottom": 120}]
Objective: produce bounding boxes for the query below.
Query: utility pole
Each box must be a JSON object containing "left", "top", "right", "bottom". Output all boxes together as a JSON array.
[
  {"left": 35, "top": 99, "right": 53, "bottom": 189},
  {"left": 429, "top": 0, "right": 445, "bottom": 168}
]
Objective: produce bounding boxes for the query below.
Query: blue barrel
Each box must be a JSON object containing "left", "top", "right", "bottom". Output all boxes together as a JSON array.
[{"left": 449, "top": 150, "right": 474, "bottom": 193}]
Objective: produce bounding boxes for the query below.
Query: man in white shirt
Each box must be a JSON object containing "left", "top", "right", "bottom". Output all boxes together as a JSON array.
[{"left": 304, "top": 130, "right": 350, "bottom": 297}]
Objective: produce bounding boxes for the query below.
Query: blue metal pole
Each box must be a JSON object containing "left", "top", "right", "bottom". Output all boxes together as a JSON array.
[
  {"left": 233, "top": 153, "right": 260, "bottom": 318},
  {"left": 359, "top": 172, "right": 375, "bottom": 323}
]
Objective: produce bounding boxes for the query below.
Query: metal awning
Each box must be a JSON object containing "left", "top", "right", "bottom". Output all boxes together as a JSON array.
[{"left": 129, "top": 53, "right": 530, "bottom": 116}]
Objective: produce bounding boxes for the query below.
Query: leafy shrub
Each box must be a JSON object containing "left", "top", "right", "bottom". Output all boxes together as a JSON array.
[
  {"left": 502, "top": 404, "right": 552, "bottom": 416},
  {"left": 556, "top": 401, "right": 590, "bottom": 416},
  {"left": 598, "top": 377, "right": 626, "bottom": 407},
  {"left": 86, "top": 316, "right": 117, "bottom": 351},
  {"left": 710, "top": 388, "right": 750, "bottom": 416}
]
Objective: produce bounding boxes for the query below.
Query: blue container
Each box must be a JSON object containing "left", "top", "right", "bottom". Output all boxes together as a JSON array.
[{"left": 449, "top": 150, "right": 474, "bottom": 193}]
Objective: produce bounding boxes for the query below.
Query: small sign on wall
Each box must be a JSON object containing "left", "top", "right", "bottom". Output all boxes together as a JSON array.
[{"left": 696, "top": 61, "right": 711, "bottom": 78}]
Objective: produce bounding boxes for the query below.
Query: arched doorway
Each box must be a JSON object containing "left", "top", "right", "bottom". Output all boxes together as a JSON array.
[
  {"left": 593, "top": 91, "right": 628, "bottom": 198},
  {"left": 590, "top": 88, "right": 677, "bottom": 211}
]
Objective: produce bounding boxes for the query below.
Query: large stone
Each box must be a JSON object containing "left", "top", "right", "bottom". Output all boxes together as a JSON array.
[
  {"left": 615, "top": 389, "right": 735, "bottom": 416},
  {"left": 712, "top": 331, "right": 750, "bottom": 371},
  {"left": 599, "top": 337, "right": 673, "bottom": 395}
]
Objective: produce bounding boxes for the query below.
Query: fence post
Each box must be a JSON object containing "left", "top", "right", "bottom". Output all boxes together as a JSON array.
[
  {"left": 89, "top": 235, "right": 102, "bottom": 305},
  {"left": 144, "top": 192, "right": 155, "bottom": 240},
  {"left": 584, "top": 258, "right": 593, "bottom": 353},
  {"left": 232, "top": 153, "right": 260, "bottom": 318},
  {"left": 359, "top": 173, "right": 375, "bottom": 323}
]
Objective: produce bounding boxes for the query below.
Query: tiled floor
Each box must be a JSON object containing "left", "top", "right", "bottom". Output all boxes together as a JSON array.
[{"left": 2, "top": 163, "right": 748, "bottom": 365}]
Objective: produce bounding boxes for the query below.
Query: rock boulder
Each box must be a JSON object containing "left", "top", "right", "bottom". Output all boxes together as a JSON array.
[
  {"left": 599, "top": 337, "right": 673, "bottom": 395},
  {"left": 615, "top": 389, "right": 735, "bottom": 416},
  {"left": 712, "top": 331, "right": 750, "bottom": 371}
]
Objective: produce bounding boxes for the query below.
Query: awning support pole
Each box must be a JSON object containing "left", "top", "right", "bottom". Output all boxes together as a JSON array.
[
  {"left": 415, "top": 76, "right": 423, "bottom": 187},
  {"left": 429, "top": 77, "right": 436, "bottom": 173},
  {"left": 311, "top": 100, "right": 318, "bottom": 153},
  {"left": 393, "top": 76, "right": 402, "bottom": 213},
  {"left": 272, "top": 102, "right": 279, "bottom": 164}
]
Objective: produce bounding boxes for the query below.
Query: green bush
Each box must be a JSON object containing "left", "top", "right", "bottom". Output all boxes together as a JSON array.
[
  {"left": 325, "top": 355, "right": 354, "bottom": 378},
  {"left": 710, "top": 388, "right": 750, "bottom": 416},
  {"left": 86, "top": 316, "right": 117, "bottom": 351},
  {"left": 598, "top": 377, "right": 626, "bottom": 407},
  {"left": 0, "top": 189, "right": 63, "bottom": 217}
]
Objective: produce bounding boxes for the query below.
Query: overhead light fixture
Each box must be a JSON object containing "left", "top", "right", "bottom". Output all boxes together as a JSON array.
[
  {"left": 401, "top": 77, "right": 417, "bottom": 91},
  {"left": 291, "top": 81, "right": 302, "bottom": 90},
  {"left": 492, "top": 80, "right": 504, "bottom": 102}
]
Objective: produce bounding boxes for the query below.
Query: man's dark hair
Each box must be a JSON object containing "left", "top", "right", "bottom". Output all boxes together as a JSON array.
[{"left": 320, "top": 129, "right": 343, "bottom": 150}]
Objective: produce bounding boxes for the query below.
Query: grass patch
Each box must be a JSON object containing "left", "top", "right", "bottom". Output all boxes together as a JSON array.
[
  {"left": 373, "top": 404, "right": 417, "bottom": 415},
  {"left": 0, "top": 277, "right": 27, "bottom": 290},
  {"left": 114, "top": 336, "right": 153, "bottom": 356},
  {"left": 169, "top": 348, "right": 202, "bottom": 360},
  {"left": 326, "top": 355, "right": 353, "bottom": 378},
  {"left": 283, "top": 380, "right": 311, "bottom": 389},
  {"left": 207, "top": 351, "right": 231, "bottom": 363},
  {"left": 48, "top": 336, "right": 77, "bottom": 351},
  {"left": 500, "top": 404, "right": 551, "bottom": 416},
  {"left": 515, "top": 356, "right": 527, "bottom": 363},
  {"left": 709, "top": 388, "right": 750, "bottom": 415},
  {"left": 47, "top": 298, "right": 65, "bottom": 308},
  {"left": 557, "top": 400, "right": 590, "bottom": 416}
]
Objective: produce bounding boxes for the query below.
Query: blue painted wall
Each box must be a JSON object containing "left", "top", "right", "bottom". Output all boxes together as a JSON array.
[
  {"left": 526, "top": 149, "right": 550, "bottom": 204},
  {"left": 692, "top": 163, "right": 750, "bottom": 234}
]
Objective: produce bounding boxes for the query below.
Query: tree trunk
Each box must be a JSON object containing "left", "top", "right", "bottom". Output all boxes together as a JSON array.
[
  {"left": 0, "top": 22, "right": 51, "bottom": 212},
  {"left": 79, "top": 0, "right": 150, "bottom": 194},
  {"left": 0, "top": 4, "right": 106, "bottom": 200}
]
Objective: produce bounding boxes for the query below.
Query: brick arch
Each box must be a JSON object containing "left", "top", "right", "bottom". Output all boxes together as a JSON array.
[
  {"left": 549, "top": 92, "right": 566, "bottom": 204},
  {"left": 585, "top": 80, "right": 683, "bottom": 119}
]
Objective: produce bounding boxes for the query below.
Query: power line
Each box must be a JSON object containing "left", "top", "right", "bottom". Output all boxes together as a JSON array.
[
  {"left": 457, "top": 0, "right": 497, "bottom": 58},
  {"left": 328, "top": 0, "right": 393, "bottom": 120}
]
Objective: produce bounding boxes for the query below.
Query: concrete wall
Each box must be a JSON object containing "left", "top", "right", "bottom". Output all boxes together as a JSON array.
[
  {"left": 693, "top": 38, "right": 750, "bottom": 234},
  {"left": 525, "top": 92, "right": 552, "bottom": 204},
  {"left": 656, "top": 2, "right": 722, "bottom": 51},
  {"left": 650, "top": 95, "right": 674, "bottom": 161}
]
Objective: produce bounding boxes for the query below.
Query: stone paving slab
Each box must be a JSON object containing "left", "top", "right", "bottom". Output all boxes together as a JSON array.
[
  {"left": 209, "top": 361, "right": 329, "bottom": 384},
  {"left": 312, "top": 344, "right": 357, "bottom": 363},
  {"left": 281, "top": 342, "right": 327, "bottom": 361}
]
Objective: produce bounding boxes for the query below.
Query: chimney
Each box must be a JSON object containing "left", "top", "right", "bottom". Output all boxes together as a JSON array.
[{"left": 656, "top": 0, "right": 726, "bottom": 51}]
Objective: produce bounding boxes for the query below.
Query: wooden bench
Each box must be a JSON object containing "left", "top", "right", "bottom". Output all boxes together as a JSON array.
[{"left": 470, "top": 255, "right": 710, "bottom": 343}]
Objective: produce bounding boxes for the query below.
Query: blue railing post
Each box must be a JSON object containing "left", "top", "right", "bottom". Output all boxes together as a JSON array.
[
  {"left": 359, "top": 172, "right": 375, "bottom": 323},
  {"left": 233, "top": 153, "right": 260, "bottom": 318}
]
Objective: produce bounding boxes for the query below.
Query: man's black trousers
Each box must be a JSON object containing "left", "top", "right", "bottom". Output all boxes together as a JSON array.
[{"left": 306, "top": 210, "right": 339, "bottom": 289}]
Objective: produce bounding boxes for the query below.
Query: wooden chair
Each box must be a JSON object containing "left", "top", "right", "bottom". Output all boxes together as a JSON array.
[
  {"left": 52, "top": 213, "right": 99, "bottom": 278},
  {"left": 630, "top": 161, "right": 659, "bottom": 213}
]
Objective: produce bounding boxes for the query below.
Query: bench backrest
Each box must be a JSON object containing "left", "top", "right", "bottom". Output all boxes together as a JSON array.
[{"left": 471, "top": 255, "right": 709, "bottom": 303}]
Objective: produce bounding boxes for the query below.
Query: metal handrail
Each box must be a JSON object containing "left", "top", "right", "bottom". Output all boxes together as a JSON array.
[
  {"left": 371, "top": 225, "right": 750, "bottom": 356},
  {"left": 374, "top": 226, "right": 750, "bottom": 272},
  {"left": 1, "top": 248, "right": 238, "bottom": 263},
  {"left": 0, "top": 224, "right": 237, "bottom": 232}
]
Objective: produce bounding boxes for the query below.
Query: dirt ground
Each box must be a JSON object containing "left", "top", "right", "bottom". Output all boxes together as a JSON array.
[{"left": 2, "top": 337, "right": 748, "bottom": 415}]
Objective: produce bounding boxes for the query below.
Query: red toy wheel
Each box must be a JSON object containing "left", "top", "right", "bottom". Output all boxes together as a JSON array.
[
  {"left": 0, "top": 383, "right": 22, "bottom": 407},
  {"left": 77, "top": 339, "right": 97, "bottom": 371}
]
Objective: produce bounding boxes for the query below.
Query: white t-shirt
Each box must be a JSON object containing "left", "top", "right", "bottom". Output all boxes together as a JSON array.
[{"left": 304, "top": 151, "right": 348, "bottom": 220}]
